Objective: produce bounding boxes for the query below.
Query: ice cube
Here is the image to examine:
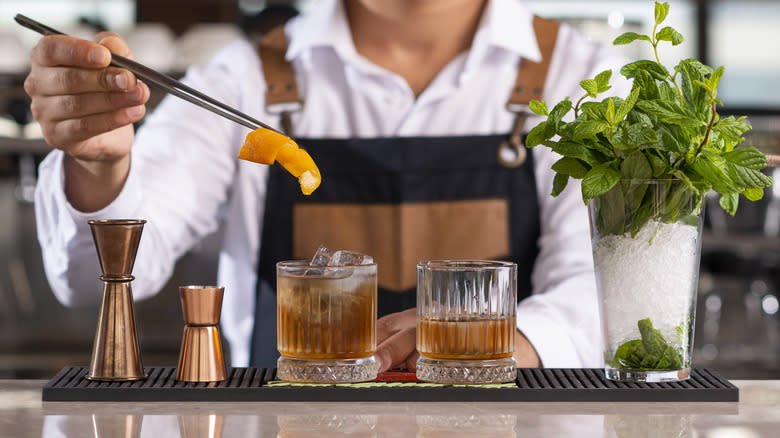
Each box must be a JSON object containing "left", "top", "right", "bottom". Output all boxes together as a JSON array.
[
  {"left": 328, "top": 250, "right": 374, "bottom": 266},
  {"left": 303, "top": 267, "right": 326, "bottom": 277},
  {"left": 311, "top": 244, "right": 333, "bottom": 266}
]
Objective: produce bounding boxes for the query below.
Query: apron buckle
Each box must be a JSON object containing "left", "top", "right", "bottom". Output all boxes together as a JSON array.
[{"left": 497, "top": 135, "right": 527, "bottom": 168}]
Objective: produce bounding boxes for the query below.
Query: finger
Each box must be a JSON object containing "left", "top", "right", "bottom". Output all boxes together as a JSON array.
[
  {"left": 35, "top": 85, "right": 149, "bottom": 123},
  {"left": 376, "top": 308, "right": 416, "bottom": 344},
  {"left": 25, "top": 66, "right": 139, "bottom": 96},
  {"left": 95, "top": 33, "right": 140, "bottom": 90},
  {"left": 404, "top": 351, "right": 420, "bottom": 372},
  {"left": 375, "top": 326, "right": 416, "bottom": 373},
  {"left": 47, "top": 105, "right": 146, "bottom": 146},
  {"left": 31, "top": 35, "right": 110, "bottom": 68},
  {"left": 95, "top": 32, "right": 136, "bottom": 60}
]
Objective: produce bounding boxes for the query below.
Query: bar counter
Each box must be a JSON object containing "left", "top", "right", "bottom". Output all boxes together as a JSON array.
[{"left": 2, "top": 379, "right": 779, "bottom": 437}]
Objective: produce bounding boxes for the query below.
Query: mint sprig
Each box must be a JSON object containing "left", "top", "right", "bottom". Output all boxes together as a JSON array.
[
  {"left": 612, "top": 318, "right": 683, "bottom": 371},
  {"left": 527, "top": 1, "right": 773, "bottom": 234}
]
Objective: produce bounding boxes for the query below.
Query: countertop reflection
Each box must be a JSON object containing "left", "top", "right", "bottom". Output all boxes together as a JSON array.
[{"left": 3, "top": 380, "right": 780, "bottom": 437}]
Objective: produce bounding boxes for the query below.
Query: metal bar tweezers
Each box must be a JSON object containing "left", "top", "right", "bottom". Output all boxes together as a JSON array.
[{"left": 14, "top": 13, "right": 284, "bottom": 136}]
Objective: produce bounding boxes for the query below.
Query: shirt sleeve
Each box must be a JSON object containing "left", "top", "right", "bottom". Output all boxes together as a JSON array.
[
  {"left": 516, "top": 147, "right": 603, "bottom": 368},
  {"left": 34, "top": 38, "right": 262, "bottom": 308},
  {"left": 515, "top": 26, "right": 633, "bottom": 368}
]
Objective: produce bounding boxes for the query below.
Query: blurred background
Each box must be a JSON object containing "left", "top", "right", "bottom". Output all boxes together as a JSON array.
[{"left": 0, "top": 0, "right": 777, "bottom": 380}]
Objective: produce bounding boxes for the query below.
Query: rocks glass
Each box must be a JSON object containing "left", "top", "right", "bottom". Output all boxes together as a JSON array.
[
  {"left": 416, "top": 260, "right": 517, "bottom": 384},
  {"left": 276, "top": 261, "right": 378, "bottom": 383}
]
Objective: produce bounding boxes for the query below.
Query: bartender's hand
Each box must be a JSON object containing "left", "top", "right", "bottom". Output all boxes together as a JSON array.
[
  {"left": 25, "top": 32, "right": 149, "bottom": 211},
  {"left": 375, "top": 308, "right": 418, "bottom": 372},
  {"left": 375, "top": 308, "right": 543, "bottom": 373}
]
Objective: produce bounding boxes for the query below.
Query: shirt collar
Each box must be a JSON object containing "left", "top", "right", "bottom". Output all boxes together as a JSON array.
[
  {"left": 286, "top": 0, "right": 356, "bottom": 62},
  {"left": 285, "top": 0, "right": 543, "bottom": 64},
  {"left": 478, "top": 0, "right": 542, "bottom": 63}
]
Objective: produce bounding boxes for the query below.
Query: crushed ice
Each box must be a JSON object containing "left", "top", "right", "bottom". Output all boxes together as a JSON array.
[{"left": 593, "top": 220, "right": 700, "bottom": 350}]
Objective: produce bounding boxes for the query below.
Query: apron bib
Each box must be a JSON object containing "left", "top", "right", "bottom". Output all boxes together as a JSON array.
[{"left": 249, "top": 16, "right": 560, "bottom": 366}]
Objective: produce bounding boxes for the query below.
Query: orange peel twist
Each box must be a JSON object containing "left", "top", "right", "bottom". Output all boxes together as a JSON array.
[{"left": 237, "top": 127, "right": 321, "bottom": 195}]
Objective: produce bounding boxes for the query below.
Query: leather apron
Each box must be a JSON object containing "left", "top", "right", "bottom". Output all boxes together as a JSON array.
[{"left": 249, "top": 17, "right": 560, "bottom": 366}]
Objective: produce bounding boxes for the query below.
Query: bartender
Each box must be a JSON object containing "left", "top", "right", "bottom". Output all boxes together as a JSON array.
[{"left": 26, "top": 0, "right": 628, "bottom": 370}]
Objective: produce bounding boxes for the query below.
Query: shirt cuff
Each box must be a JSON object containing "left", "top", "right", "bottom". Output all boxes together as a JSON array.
[
  {"left": 515, "top": 300, "right": 583, "bottom": 368},
  {"left": 57, "top": 151, "right": 144, "bottom": 231}
]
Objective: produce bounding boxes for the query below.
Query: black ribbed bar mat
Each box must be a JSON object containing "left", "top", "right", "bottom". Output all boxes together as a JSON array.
[{"left": 41, "top": 367, "right": 738, "bottom": 402}]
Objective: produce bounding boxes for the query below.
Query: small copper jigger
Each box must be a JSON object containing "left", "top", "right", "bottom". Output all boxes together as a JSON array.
[
  {"left": 176, "top": 286, "right": 227, "bottom": 382},
  {"left": 87, "top": 219, "right": 146, "bottom": 381}
]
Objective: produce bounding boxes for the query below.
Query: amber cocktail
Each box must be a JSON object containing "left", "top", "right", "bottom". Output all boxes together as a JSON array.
[
  {"left": 276, "top": 260, "right": 377, "bottom": 383},
  {"left": 416, "top": 260, "right": 517, "bottom": 384}
]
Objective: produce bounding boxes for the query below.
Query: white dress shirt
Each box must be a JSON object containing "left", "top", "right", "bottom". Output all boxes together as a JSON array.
[{"left": 35, "top": 0, "right": 630, "bottom": 367}]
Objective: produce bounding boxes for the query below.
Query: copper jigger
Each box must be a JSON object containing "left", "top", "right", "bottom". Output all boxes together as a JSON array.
[
  {"left": 87, "top": 219, "right": 147, "bottom": 381},
  {"left": 176, "top": 286, "right": 227, "bottom": 382}
]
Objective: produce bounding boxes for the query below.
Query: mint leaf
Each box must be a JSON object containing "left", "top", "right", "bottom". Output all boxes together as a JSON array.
[
  {"left": 606, "top": 98, "right": 616, "bottom": 124},
  {"left": 613, "top": 32, "right": 652, "bottom": 46},
  {"left": 658, "top": 81, "right": 678, "bottom": 102},
  {"left": 596, "top": 183, "right": 627, "bottom": 235},
  {"left": 655, "top": 26, "right": 684, "bottom": 46},
  {"left": 551, "top": 172, "right": 569, "bottom": 197},
  {"left": 677, "top": 58, "right": 713, "bottom": 77},
  {"left": 742, "top": 187, "right": 764, "bottom": 202},
  {"left": 648, "top": 152, "right": 668, "bottom": 177},
  {"left": 581, "top": 101, "right": 607, "bottom": 121},
  {"left": 613, "top": 123, "right": 657, "bottom": 149},
  {"left": 722, "top": 146, "right": 768, "bottom": 170},
  {"left": 616, "top": 86, "right": 641, "bottom": 121},
  {"left": 552, "top": 157, "right": 589, "bottom": 178},
  {"left": 595, "top": 70, "right": 613, "bottom": 92},
  {"left": 580, "top": 79, "right": 598, "bottom": 98},
  {"left": 655, "top": 1, "right": 670, "bottom": 24},
  {"left": 709, "top": 66, "right": 725, "bottom": 95},
  {"left": 655, "top": 126, "right": 688, "bottom": 154},
  {"left": 613, "top": 339, "right": 643, "bottom": 368},
  {"left": 632, "top": 70, "right": 660, "bottom": 100},
  {"left": 636, "top": 100, "right": 705, "bottom": 127},
  {"left": 639, "top": 318, "right": 668, "bottom": 359},
  {"left": 582, "top": 164, "right": 621, "bottom": 202},
  {"left": 621, "top": 60, "right": 669, "bottom": 81},
  {"left": 526, "top": 120, "right": 552, "bottom": 147},
  {"left": 659, "top": 346, "right": 682, "bottom": 369},
  {"left": 529, "top": 100, "right": 548, "bottom": 116},
  {"left": 719, "top": 192, "right": 739, "bottom": 216},
  {"left": 572, "top": 120, "right": 610, "bottom": 140},
  {"left": 552, "top": 141, "right": 606, "bottom": 166},
  {"left": 715, "top": 116, "right": 751, "bottom": 148},
  {"left": 678, "top": 59, "right": 711, "bottom": 115},
  {"left": 722, "top": 149, "right": 774, "bottom": 189},
  {"left": 621, "top": 151, "right": 653, "bottom": 180},
  {"left": 693, "top": 79, "right": 714, "bottom": 94},
  {"left": 690, "top": 155, "right": 736, "bottom": 194},
  {"left": 549, "top": 98, "right": 573, "bottom": 123}
]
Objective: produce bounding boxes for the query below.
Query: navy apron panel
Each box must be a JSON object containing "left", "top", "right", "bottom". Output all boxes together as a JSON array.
[{"left": 250, "top": 134, "right": 541, "bottom": 366}]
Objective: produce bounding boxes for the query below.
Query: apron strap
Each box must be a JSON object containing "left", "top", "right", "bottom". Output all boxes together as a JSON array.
[
  {"left": 258, "top": 26, "right": 302, "bottom": 136},
  {"left": 506, "top": 15, "right": 561, "bottom": 110}
]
